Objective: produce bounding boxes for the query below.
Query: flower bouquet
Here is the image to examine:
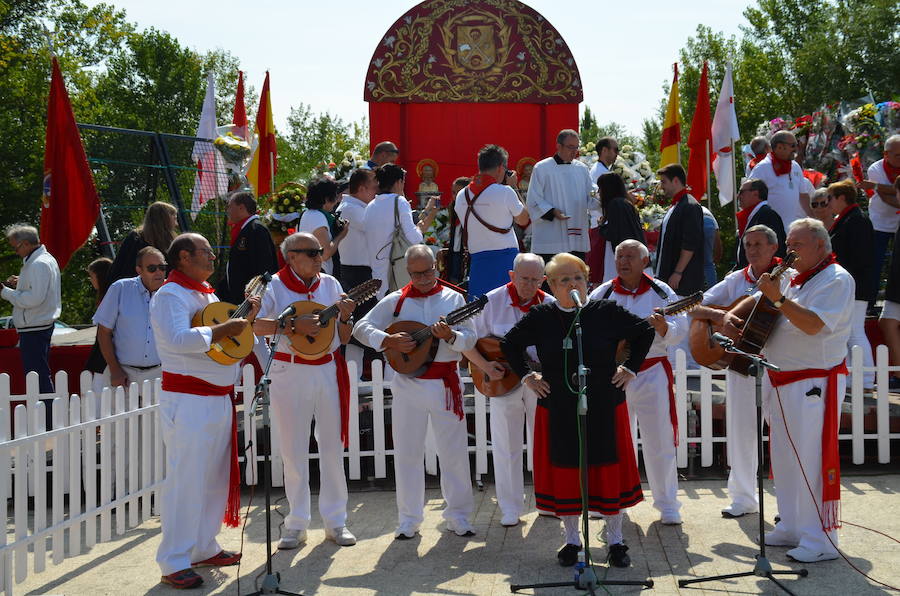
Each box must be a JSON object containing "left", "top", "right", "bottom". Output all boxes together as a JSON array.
[
  {"left": 639, "top": 203, "right": 666, "bottom": 231},
  {"left": 264, "top": 182, "right": 307, "bottom": 235},
  {"left": 214, "top": 131, "right": 253, "bottom": 191},
  {"left": 314, "top": 151, "right": 367, "bottom": 182},
  {"left": 613, "top": 145, "right": 656, "bottom": 191}
]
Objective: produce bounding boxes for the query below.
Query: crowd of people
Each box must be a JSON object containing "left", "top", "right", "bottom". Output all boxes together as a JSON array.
[{"left": 2, "top": 129, "right": 900, "bottom": 589}]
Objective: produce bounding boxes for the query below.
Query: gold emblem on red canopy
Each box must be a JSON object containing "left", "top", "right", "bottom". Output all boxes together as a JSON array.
[{"left": 457, "top": 25, "right": 496, "bottom": 71}]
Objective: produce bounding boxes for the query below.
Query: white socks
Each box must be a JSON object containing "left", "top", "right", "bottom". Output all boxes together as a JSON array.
[
  {"left": 562, "top": 515, "right": 580, "bottom": 545},
  {"left": 605, "top": 512, "right": 623, "bottom": 545}
]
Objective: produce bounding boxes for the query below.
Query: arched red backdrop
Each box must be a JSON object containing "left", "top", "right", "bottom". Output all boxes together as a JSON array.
[{"left": 364, "top": 0, "right": 582, "bottom": 204}]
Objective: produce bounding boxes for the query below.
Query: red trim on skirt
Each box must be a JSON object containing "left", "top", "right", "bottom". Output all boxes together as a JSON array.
[{"left": 533, "top": 401, "right": 643, "bottom": 516}]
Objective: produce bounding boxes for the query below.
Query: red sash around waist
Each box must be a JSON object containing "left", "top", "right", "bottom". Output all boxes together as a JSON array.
[
  {"left": 418, "top": 361, "right": 464, "bottom": 420},
  {"left": 638, "top": 356, "right": 678, "bottom": 447},
  {"left": 768, "top": 360, "right": 848, "bottom": 532},
  {"left": 160, "top": 371, "right": 240, "bottom": 528},
  {"left": 273, "top": 350, "right": 351, "bottom": 448}
]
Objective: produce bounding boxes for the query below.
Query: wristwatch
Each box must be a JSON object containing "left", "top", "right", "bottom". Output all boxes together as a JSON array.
[
  {"left": 447, "top": 332, "right": 457, "bottom": 345},
  {"left": 772, "top": 295, "right": 787, "bottom": 309},
  {"left": 340, "top": 315, "right": 354, "bottom": 325}
]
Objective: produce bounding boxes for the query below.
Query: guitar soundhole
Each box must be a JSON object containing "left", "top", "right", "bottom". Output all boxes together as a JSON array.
[
  {"left": 402, "top": 353, "right": 409, "bottom": 362},
  {"left": 306, "top": 335, "right": 315, "bottom": 344}
]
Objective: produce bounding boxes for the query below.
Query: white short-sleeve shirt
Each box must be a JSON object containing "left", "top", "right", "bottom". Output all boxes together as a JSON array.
[
  {"left": 259, "top": 270, "right": 345, "bottom": 356},
  {"left": 867, "top": 160, "right": 900, "bottom": 233},
  {"left": 453, "top": 183, "right": 524, "bottom": 254}
]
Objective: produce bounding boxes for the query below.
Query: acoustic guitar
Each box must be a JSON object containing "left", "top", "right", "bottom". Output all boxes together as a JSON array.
[
  {"left": 384, "top": 295, "right": 488, "bottom": 376},
  {"left": 689, "top": 252, "right": 797, "bottom": 373},
  {"left": 614, "top": 291, "right": 705, "bottom": 364},
  {"left": 287, "top": 279, "right": 382, "bottom": 360},
  {"left": 469, "top": 336, "right": 524, "bottom": 397},
  {"left": 193, "top": 273, "right": 271, "bottom": 365}
]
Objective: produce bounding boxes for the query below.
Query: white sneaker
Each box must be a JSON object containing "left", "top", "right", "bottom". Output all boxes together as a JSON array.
[
  {"left": 500, "top": 513, "right": 520, "bottom": 527},
  {"left": 764, "top": 528, "right": 798, "bottom": 547},
  {"left": 277, "top": 528, "right": 307, "bottom": 550},
  {"left": 394, "top": 522, "right": 419, "bottom": 540},
  {"left": 446, "top": 518, "right": 476, "bottom": 536},
  {"left": 660, "top": 512, "right": 682, "bottom": 525},
  {"left": 588, "top": 511, "right": 604, "bottom": 519},
  {"left": 326, "top": 526, "right": 357, "bottom": 546},
  {"left": 786, "top": 546, "right": 839, "bottom": 562}
]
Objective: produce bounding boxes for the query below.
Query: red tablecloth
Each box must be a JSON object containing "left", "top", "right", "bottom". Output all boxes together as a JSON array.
[{"left": 0, "top": 344, "right": 92, "bottom": 395}]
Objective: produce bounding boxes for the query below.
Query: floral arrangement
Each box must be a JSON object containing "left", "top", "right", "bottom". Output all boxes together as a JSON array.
[
  {"left": 756, "top": 117, "right": 793, "bottom": 138},
  {"left": 422, "top": 208, "right": 451, "bottom": 247},
  {"left": 876, "top": 101, "right": 900, "bottom": 131},
  {"left": 638, "top": 203, "right": 666, "bottom": 231},
  {"left": 314, "top": 151, "right": 367, "bottom": 181},
  {"left": 263, "top": 183, "right": 307, "bottom": 234},
  {"left": 214, "top": 132, "right": 252, "bottom": 167},
  {"left": 613, "top": 145, "right": 655, "bottom": 191}
]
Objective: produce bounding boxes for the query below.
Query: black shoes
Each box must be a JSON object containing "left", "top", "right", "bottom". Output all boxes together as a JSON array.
[
  {"left": 608, "top": 543, "right": 631, "bottom": 567},
  {"left": 557, "top": 543, "right": 581, "bottom": 567}
]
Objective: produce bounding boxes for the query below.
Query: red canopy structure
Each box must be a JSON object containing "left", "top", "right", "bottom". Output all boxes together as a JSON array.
[{"left": 364, "top": 0, "right": 582, "bottom": 204}]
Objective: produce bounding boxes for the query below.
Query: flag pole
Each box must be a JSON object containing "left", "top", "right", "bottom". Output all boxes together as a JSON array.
[
  {"left": 731, "top": 137, "right": 738, "bottom": 229},
  {"left": 705, "top": 139, "right": 711, "bottom": 204}
]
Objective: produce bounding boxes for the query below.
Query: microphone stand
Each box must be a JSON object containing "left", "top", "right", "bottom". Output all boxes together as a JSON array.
[
  {"left": 678, "top": 335, "right": 807, "bottom": 595},
  {"left": 512, "top": 295, "right": 653, "bottom": 594},
  {"left": 245, "top": 317, "right": 302, "bottom": 596}
]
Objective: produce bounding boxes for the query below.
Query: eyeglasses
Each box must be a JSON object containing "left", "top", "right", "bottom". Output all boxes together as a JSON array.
[
  {"left": 810, "top": 197, "right": 831, "bottom": 209},
  {"left": 196, "top": 247, "right": 215, "bottom": 257},
  {"left": 142, "top": 264, "right": 167, "bottom": 273},
  {"left": 289, "top": 248, "right": 324, "bottom": 258},
  {"left": 409, "top": 266, "right": 436, "bottom": 279},
  {"left": 562, "top": 144, "right": 579, "bottom": 151}
]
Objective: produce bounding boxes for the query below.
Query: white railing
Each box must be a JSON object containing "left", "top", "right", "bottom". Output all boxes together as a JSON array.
[{"left": 1, "top": 345, "right": 898, "bottom": 594}]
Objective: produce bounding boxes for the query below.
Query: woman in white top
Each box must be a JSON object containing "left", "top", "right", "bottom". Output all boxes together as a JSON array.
[
  {"left": 364, "top": 164, "right": 438, "bottom": 297},
  {"left": 298, "top": 177, "right": 349, "bottom": 276}
]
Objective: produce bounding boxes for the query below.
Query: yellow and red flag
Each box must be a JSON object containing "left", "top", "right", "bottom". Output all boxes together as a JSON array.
[
  {"left": 246, "top": 71, "right": 277, "bottom": 197},
  {"left": 659, "top": 63, "right": 681, "bottom": 167}
]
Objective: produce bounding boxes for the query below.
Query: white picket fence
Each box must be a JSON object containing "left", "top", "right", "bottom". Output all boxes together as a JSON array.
[{"left": 1, "top": 345, "right": 898, "bottom": 594}]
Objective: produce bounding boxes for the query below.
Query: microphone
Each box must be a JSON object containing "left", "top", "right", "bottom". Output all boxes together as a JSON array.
[
  {"left": 711, "top": 332, "right": 734, "bottom": 347},
  {"left": 569, "top": 289, "right": 584, "bottom": 309},
  {"left": 276, "top": 305, "right": 296, "bottom": 322}
]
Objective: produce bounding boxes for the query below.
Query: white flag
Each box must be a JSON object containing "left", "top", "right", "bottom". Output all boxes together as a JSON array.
[
  {"left": 190, "top": 72, "right": 228, "bottom": 219},
  {"left": 711, "top": 63, "right": 740, "bottom": 206}
]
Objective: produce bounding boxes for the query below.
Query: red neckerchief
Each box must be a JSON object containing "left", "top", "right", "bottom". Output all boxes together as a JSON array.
[
  {"left": 768, "top": 359, "right": 849, "bottom": 531},
  {"left": 393, "top": 280, "right": 443, "bottom": 316},
  {"left": 748, "top": 153, "right": 767, "bottom": 170},
  {"left": 277, "top": 266, "right": 320, "bottom": 299},
  {"left": 736, "top": 206, "right": 753, "bottom": 237},
  {"left": 743, "top": 256, "right": 782, "bottom": 283},
  {"left": 506, "top": 282, "right": 544, "bottom": 312},
  {"left": 164, "top": 269, "right": 215, "bottom": 293},
  {"left": 803, "top": 169, "right": 825, "bottom": 188},
  {"left": 830, "top": 203, "right": 858, "bottom": 231},
  {"left": 771, "top": 154, "right": 793, "bottom": 176},
  {"left": 790, "top": 253, "right": 836, "bottom": 287},
  {"left": 467, "top": 173, "right": 497, "bottom": 197},
  {"left": 884, "top": 160, "right": 900, "bottom": 185},
  {"left": 229, "top": 215, "right": 251, "bottom": 246},
  {"left": 670, "top": 188, "right": 689, "bottom": 207},
  {"left": 611, "top": 273, "right": 654, "bottom": 296}
]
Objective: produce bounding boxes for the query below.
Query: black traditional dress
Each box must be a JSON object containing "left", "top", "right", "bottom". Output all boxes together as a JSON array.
[{"left": 501, "top": 300, "right": 654, "bottom": 515}]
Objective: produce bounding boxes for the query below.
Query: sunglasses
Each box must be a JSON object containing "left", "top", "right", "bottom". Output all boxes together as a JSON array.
[
  {"left": 810, "top": 198, "right": 831, "bottom": 208},
  {"left": 142, "top": 264, "right": 166, "bottom": 273},
  {"left": 289, "top": 248, "right": 325, "bottom": 258}
]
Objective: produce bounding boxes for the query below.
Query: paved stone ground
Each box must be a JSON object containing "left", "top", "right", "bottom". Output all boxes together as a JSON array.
[{"left": 16, "top": 475, "right": 900, "bottom": 595}]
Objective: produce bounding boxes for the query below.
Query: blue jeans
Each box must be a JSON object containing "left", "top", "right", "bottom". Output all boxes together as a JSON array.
[
  {"left": 19, "top": 326, "right": 54, "bottom": 393},
  {"left": 870, "top": 230, "right": 894, "bottom": 306}
]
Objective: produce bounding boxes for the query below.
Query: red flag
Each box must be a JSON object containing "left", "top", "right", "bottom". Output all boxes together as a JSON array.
[
  {"left": 232, "top": 70, "right": 248, "bottom": 141},
  {"left": 687, "top": 61, "right": 712, "bottom": 200},
  {"left": 40, "top": 57, "right": 99, "bottom": 270}
]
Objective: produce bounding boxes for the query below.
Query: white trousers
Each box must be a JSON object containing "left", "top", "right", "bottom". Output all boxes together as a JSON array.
[
  {"left": 270, "top": 359, "right": 348, "bottom": 531},
  {"left": 725, "top": 370, "right": 760, "bottom": 510},
  {"left": 626, "top": 362, "right": 681, "bottom": 515},
  {"left": 849, "top": 300, "right": 874, "bottom": 388},
  {"left": 156, "top": 391, "right": 232, "bottom": 575},
  {"left": 766, "top": 375, "right": 845, "bottom": 555},
  {"left": 489, "top": 384, "right": 537, "bottom": 518},
  {"left": 391, "top": 374, "right": 473, "bottom": 527},
  {"left": 92, "top": 364, "right": 161, "bottom": 400}
]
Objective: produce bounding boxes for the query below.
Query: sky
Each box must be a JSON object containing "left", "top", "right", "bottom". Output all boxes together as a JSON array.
[{"left": 84, "top": 0, "right": 751, "bottom": 138}]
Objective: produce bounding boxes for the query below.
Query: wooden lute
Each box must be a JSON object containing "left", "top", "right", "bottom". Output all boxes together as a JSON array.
[
  {"left": 689, "top": 252, "right": 797, "bottom": 373},
  {"left": 614, "top": 291, "right": 704, "bottom": 364},
  {"left": 470, "top": 336, "right": 523, "bottom": 397},
  {"left": 287, "top": 278, "right": 381, "bottom": 359},
  {"left": 384, "top": 295, "right": 488, "bottom": 376},
  {"left": 193, "top": 273, "right": 271, "bottom": 365}
]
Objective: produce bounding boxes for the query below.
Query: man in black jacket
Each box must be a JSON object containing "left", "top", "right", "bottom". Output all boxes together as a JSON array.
[
  {"left": 654, "top": 164, "right": 705, "bottom": 296},
  {"left": 736, "top": 178, "right": 787, "bottom": 268},
  {"left": 217, "top": 191, "right": 279, "bottom": 304}
]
